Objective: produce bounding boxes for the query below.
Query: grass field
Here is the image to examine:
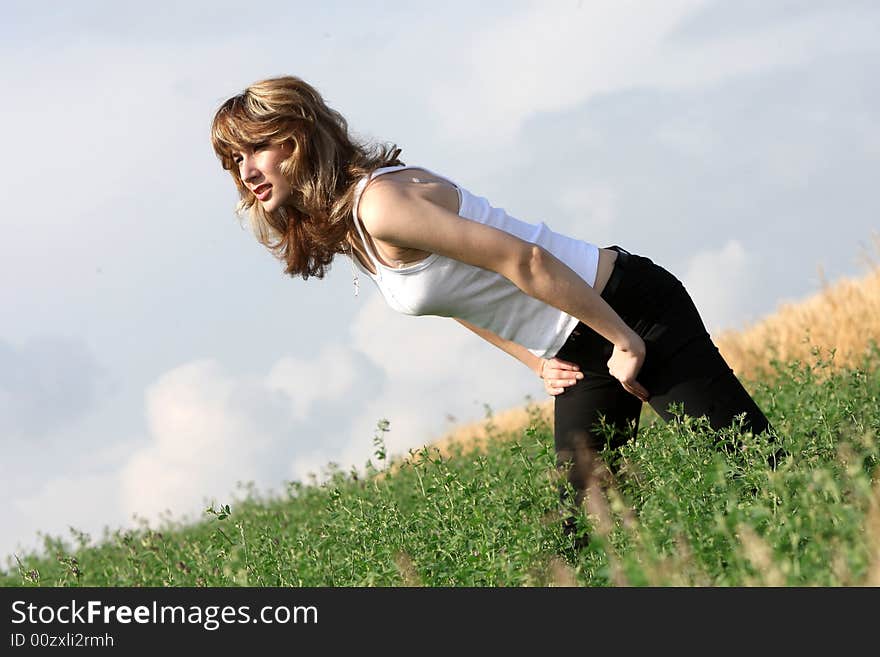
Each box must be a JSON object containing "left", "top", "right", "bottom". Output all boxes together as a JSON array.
[{"left": 2, "top": 251, "right": 879, "bottom": 587}]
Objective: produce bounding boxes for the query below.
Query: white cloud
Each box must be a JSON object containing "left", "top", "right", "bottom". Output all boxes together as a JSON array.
[
  {"left": 682, "top": 239, "right": 758, "bottom": 334},
  {"left": 118, "top": 351, "right": 362, "bottom": 524},
  {"left": 350, "top": 293, "right": 470, "bottom": 379},
  {"left": 266, "top": 343, "right": 358, "bottom": 421},
  {"left": 120, "top": 360, "right": 272, "bottom": 522},
  {"left": 427, "top": 0, "right": 875, "bottom": 149},
  {"left": 427, "top": 0, "right": 704, "bottom": 145},
  {"left": 557, "top": 181, "right": 619, "bottom": 229}
]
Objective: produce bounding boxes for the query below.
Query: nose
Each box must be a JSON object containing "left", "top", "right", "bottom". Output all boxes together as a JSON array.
[{"left": 240, "top": 154, "right": 261, "bottom": 184}]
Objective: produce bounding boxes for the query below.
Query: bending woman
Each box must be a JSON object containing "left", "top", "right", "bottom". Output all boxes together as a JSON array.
[{"left": 210, "top": 75, "right": 773, "bottom": 544}]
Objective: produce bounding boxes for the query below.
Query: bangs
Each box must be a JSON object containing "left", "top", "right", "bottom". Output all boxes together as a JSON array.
[{"left": 210, "top": 95, "right": 278, "bottom": 170}]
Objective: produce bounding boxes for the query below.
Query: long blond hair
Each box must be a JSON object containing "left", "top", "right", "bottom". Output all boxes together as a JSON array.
[{"left": 210, "top": 75, "right": 404, "bottom": 279}]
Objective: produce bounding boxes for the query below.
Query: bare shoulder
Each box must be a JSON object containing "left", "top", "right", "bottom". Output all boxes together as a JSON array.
[
  {"left": 358, "top": 175, "right": 406, "bottom": 212},
  {"left": 355, "top": 171, "right": 532, "bottom": 278},
  {"left": 358, "top": 169, "right": 459, "bottom": 231},
  {"left": 356, "top": 178, "right": 409, "bottom": 238}
]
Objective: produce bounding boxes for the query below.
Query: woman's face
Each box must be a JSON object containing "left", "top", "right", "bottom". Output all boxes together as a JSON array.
[{"left": 233, "top": 141, "right": 292, "bottom": 213}]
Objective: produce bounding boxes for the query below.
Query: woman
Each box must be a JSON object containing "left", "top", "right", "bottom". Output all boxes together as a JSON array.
[{"left": 210, "top": 75, "right": 774, "bottom": 547}]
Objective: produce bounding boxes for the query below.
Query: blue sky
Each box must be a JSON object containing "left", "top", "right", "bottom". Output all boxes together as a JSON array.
[{"left": 2, "top": 0, "right": 878, "bottom": 564}]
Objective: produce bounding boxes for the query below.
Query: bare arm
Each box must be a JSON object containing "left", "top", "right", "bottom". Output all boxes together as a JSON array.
[
  {"left": 453, "top": 317, "right": 544, "bottom": 376},
  {"left": 454, "top": 317, "right": 584, "bottom": 396},
  {"left": 358, "top": 179, "right": 649, "bottom": 400}
]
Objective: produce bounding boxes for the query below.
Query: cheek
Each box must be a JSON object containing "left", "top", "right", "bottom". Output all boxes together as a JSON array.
[{"left": 272, "top": 160, "right": 290, "bottom": 186}]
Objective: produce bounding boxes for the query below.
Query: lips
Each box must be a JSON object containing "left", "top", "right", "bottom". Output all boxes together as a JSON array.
[{"left": 252, "top": 184, "right": 272, "bottom": 200}]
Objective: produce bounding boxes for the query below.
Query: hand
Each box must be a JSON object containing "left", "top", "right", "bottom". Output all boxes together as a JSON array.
[
  {"left": 607, "top": 334, "right": 650, "bottom": 402},
  {"left": 539, "top": 357, "right": 584, "bottom": 396}
]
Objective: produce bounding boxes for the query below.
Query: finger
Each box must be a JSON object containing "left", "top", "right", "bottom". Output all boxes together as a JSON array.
[
  {"left": 624, "top": 377, "right": 650, "bottom": 401},
  {"left": 634, "top": 381, "right": 651, "bottom": 401},
  {"left": 549, "top": 368, "right": 584, "bottom": 381},
  {"left": 622, "top": 380, "right": 650, "bottom": 403},
  {"left": 621, "top": 382, "right": 642, "bottom": 401},
  {"left": 550, "top": 359, "right": 580, "bottom": 371},
  {"left": 556, "top": 378, "right": 578, "bottom": 387}
]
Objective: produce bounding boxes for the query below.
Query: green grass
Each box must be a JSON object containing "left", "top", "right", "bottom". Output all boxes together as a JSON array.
[{"left": 2, "top": 344, "right": 878, "bottom": 587}]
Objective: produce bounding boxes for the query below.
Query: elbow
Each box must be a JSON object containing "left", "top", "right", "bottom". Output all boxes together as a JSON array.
[
  {"left": 528, "top": 243, "right": 546, "bottom": 274},
  {"left": 513, "top": 244, "right": 545, "bottom": 289}
]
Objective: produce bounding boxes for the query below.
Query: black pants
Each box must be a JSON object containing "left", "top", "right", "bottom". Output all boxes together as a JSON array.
[{"left": 553, "top": 245, "right": 772, "bottom": 503}]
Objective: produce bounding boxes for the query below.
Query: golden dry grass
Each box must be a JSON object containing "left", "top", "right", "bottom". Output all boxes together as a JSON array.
[
  {"left": 421, "top": 238, "right": 880, "bottom": 461},
  {"left": 714, "top": 241, "right": 880, "bottom": 381}
]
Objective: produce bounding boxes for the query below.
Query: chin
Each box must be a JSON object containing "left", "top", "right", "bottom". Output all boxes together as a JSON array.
[
  {"left": 262, "top": 195, "right": 289, "bottom": 215},
  {"left": 262, "top": 199, "right": 286, "bottom": 214}
]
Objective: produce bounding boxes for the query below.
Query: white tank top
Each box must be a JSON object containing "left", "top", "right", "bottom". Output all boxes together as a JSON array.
[{"left": 347, "top": 165, "right": 600, "bottom": 359}]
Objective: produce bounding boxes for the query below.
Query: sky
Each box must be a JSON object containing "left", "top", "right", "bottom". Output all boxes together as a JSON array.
[{"left": 1, "top": 0, "right": 879, "bottom": 565}]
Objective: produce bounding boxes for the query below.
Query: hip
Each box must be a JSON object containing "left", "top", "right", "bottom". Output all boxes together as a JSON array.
[{"left": 556, "top": 246, "right": 711, "bottom": 372}]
